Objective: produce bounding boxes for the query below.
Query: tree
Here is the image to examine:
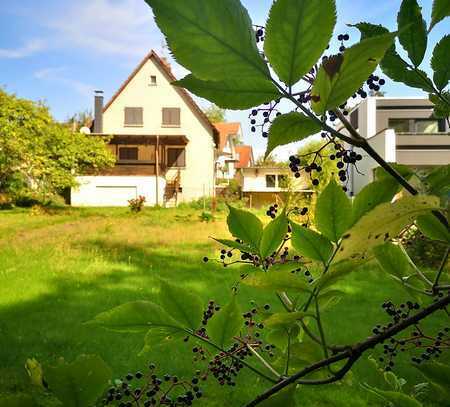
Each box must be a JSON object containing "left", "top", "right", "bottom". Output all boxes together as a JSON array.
[
  {"left": 64, "top": 109, "right": 93, "bottom": 132},
  {"left": 0, "top": 89, "right": 115, "bottom": 201},
  {"left": 254, "top": 153, "right": 285, "bottom": 167},
  {"left": 3, "top": 0, "right": 449, "bottom": 406},
  {"left": 203, "top": 104, "right": 226, "bottom": 123}
]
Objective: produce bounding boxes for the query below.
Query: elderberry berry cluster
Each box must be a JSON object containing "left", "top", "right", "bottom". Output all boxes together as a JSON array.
[
  {"left": 266, "top": 203, "right": 279, "bottom": 219},
  {"left": 103, "top": 364, "right": 202, "bottom": 406},
  {"left": 255, "top": 25, "right": 265, "bottom": 43}
]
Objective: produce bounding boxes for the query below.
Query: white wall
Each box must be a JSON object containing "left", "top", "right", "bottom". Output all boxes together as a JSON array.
[
  {"left": 102, "top": 55, "right": 216, "bottom": 202},
  {"left": 242, "top": 169, "right": 308, "bottom": 192},
  {"left": 72, "top": 176, "right": 166, "bottom": 207}
]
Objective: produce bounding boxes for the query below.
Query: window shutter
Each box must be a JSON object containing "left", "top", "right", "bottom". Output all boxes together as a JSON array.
[
  {"left": 124, "top": 107, "right": 143, "bottom": 126},
  {"left": 162, "top": 108, "right": 181, "bottom": 126}
]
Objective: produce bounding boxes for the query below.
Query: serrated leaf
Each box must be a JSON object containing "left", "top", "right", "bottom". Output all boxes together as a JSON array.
[
  {"left": 260, "top": 211, "right": 288, "bottom": 259},
  {"left": 414, "top": 362, "right": 450, "bottom": 397},
  {"left": 242, "top": 270, "right": 311, "bottom": 292},
  {"left": 315, "top": 179, "right": 352, "bottom": 242},
  {"left": 264, "top": 0, "right": 336, "bottom": 86},
  {"left": 291, "top": 222, "right": 333, "bottom": 265},
  {"left": 335, "top": 195, "right": 440, "bottom": 262},
  {"left": 227, "top": 205, "right": 263, "bottom": 252},
  {"left": 159, "top": 281, "right": 203, "bottom": 330},
  {"left": 266, "top": 112, "right": 321, "bottom": 157},
  {"left": 352, "top": 178, "right": 400, "bottom": 224},
  {"left": 311, "top": 33, "right": 395, "bottom": 114},
  {"left": 208, "top": 295, "right": 243, "bottom": 348},
  {"left": 424, "top": 164, "right": 450, "bottom": 198},
  {"left": 45, "top": 355, "right": 112, "bottom": 407},
  {"left": 398, "top": 0, "right": 427, "bottom": 67},
  {"left": 145, "top": 0, "right": 269, "bottom": 81},
  {"left": 87, "top": 301, "right": 181, "bottom": 332},
  {"left": 259, "top": 385, "right": 297, "bottom": 407},
  {"left": 374, "top": 163, "right": 415, "bottom": 181},
  {"left": 353, "top": 22, "right": 434, "bottom": 92},
  {"left": 416, "top": 212, "right": 450, "bottom": 242},
  {"left": 316, "top": 259, "right": 366, "bottom": 290},
  {"left": 264, "top": 312, "right": 310, "bottom": 329},
  {"left": 174, "top": 74, "right": 281, "bottom": 110},
  {"left": 431, "top": 35, "right": 450, "bottom": 91},
  {"left": 318, "top": 289, "right": 346, "bottom": 311},
  {"left": 429, "top": 93, "right": 450, "bottom": 119},
  {"left": 373, "top": 243, "right": 412, "bottom": 279},
  {"left": 430, "top": 0, "right": 450, "bottom": 31},
  {"left": 363, "top": 384, "right": 423, "bottom": 407},
  {"left": 267, "top": 325, "right": 300, "bottom": 350},
  {"left": 213, "top": 238, "right": 254, "bottom": 253},
  {"left": 141, "top": 326, "right": 185, "bottom": 354}
]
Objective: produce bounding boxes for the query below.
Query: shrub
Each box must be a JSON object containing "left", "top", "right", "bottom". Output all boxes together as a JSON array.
[{"left": 128, "top": 196, "right": 146, "bottom": 213}]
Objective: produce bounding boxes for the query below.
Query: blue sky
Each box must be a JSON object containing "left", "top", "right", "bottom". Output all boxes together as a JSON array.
[{"left": 0, "top": 0, "right": 447, "bottom": 159}]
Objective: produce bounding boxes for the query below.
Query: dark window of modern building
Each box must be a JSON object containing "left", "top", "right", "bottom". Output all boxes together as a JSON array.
[
  {"left": 350, "top": 109, "right": 359, "bottom": 129},
  {"left": 266, "top": 174, "right": 276, "bottom": 188},
  {"left": 388, "top": 118, "right": 410, "bottom": 133}
]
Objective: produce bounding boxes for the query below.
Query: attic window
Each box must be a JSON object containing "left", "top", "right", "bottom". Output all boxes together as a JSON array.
[
  {"left": 150, "top": 75, "right": 157, "bottom": 86},
  {"left": 124, "top": 107, "right": 143, "bottom": 127}
]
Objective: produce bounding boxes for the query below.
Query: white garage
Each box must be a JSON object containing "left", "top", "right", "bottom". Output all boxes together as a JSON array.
[{"left": 71, "top": 176, "right": 166, "bottom": 207}]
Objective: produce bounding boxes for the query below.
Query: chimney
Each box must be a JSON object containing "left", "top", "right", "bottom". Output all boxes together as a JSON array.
[{"left": 93, "top": 90, "right": 104, "bottom": 134}]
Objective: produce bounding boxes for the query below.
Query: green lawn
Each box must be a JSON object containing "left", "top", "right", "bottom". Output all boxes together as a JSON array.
[{"left": 0, "top": 207, "right": 446, "bottom": 406}]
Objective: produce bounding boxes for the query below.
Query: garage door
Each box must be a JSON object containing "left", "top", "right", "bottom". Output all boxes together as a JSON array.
[{"left": 95, "top": 186, "right": 137, "bottom": 206}]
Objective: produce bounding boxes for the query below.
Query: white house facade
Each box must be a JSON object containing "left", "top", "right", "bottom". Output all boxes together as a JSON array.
[
  {"left": 71, "top": 51, "right": 219, "bottom": 207},
  {"left": 341, "top": 97, "right": 450, "bottom": 195}
]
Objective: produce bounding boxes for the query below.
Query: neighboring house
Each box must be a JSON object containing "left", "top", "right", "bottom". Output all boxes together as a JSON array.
[
  {"left": 71, "top": 50, "right": 219, "bottom": 207},
  {"left": 237, "top": 167, "right": 311, "bottom": 208},
  {"left": 235, "top": 145, "right": 255, "bottom": 170},
  {"left": 214, "top": 122, "right": 242, "bottom": 181},
  {"left": 341, "top": 97, "right": 450, "bottom": 195}
]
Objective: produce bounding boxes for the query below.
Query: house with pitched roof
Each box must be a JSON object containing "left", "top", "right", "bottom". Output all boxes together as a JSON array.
[
  {"left": 71, "top": 50, "right": 219, "bottom": 207},
  {"left": 214, "top": 122, "right": 242, "bottom": 181}
]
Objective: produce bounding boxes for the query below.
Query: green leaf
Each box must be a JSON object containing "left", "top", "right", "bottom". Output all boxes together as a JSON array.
[
  {"left": 431, "top": 35, "right": 450, "bottom": 91},
  {"left": 315, "top": 179, "right": 352, "bottom": 242},
  {"left": 259, "top": 385, "right": 297, "bottom": 407},
  {"left": 145, "top": 0, "right": 269, "bottom": 81},
  {"left": 174, "top": 75, "right": 281, "bottom": 110},
  {"left": 414, "top": 362, "right": 450, "bottom": 396},
  {"left": 311, "top": 33, "right": 395, "bottom": 114},
  {"left": 242, "top": 270, "right": 311, "bottom": 292},
  {"left": 227, "top": 205, "right": 263, "bottom": 252},
  {"left": 430, "top": 0, "right": 450, "bottom": 31},
  {"left": 0, "top": 394, "right": 36, "bottom": 407},
  {"left": 317, "top": 289, "right": 346, "bottom": 311},
  {"left": 45, "top": 355, "right": 112, "bottom": 407},
  {"left": 374, "top": 163, "right": 414, "bottom": 181},
  {"left": 335, "top": 195, "right": 440, "bottom": 262},
  {"left": 397, "top": 0, "right": 427, "bottom": 67},
  {"left": 373, "top": 243, "right": 412, "bottom": 280},
  {"left": 213, "top": 238, "right": 254, "bottom": 253},
  {"left": 352, "top": 178, "right": 400, "bottom": 224},
  {"left": 207, "top": 294, "right": 243, "bottom": 348},
  {"left": 416, "top": 213, "right": 450, "bottom": 242},
  {"left": 353, "top": 22, "right": 434, "bottom": 92},
  {"left": 159, "top": 281, "right": 203, "bottom": 330},
  {"left": 291, "top": 222, "right": 333, "bottom": 264},
  {"left": 260, "top": 211, "right": 288, "bottom": 259},
  {"left": 141, "top": 326, "right": 185, "bottom": 353},
  {"left": 429, "top": 93, "right": 450, "bottom": 119},
  {"left": 363, "top": 384, "right": 422, "bottom": 407},
  {"left": 266, "top": 112, "right": 321, "bottom": 157},
  {"left": 264, "top": 312, "right": 310, "bottom": 329},
  {"left": 267, "top": 325, "right": 300, "bottom": 350},
  {"left": 316, "top": 259, "right": 365, "bottom": 290},
  {"left": 424, "top": 164, "right": 450, "bottom": 198},
  {"left": 87, "top": 301, "right": 181, "bottom": 332},
  {"left": 264, "top": 0, "right": 336, "bottom": 86}
]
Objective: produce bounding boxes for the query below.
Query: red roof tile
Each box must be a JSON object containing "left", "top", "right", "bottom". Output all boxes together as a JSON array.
[
  {"left": 214, "top": 122, "right": 241, "bottom": 151},
  {"left": 235, "top": 145, "right": 254, "bottom": 168}
]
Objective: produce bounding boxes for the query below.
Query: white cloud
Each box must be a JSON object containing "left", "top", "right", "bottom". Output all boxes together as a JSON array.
[
  {"left": 34, "top": 67, "right": 94, "bottom": 97},
  {"left": 0, "top": 39, "right": 46, "bottom": 59},
  {"left": 45, "top": 0, "right": 162, "bottom": 58}
]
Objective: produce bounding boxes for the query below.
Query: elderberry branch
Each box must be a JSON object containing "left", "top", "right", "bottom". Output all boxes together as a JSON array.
[
  {"left": 433, "top": 247, "right": 450, "bottom": 293},
  {"left": 246, "top": 293, "right": 450, "bottom": 407},
  {"left": 245, "top": 343, "right": 282, "bottom": 379}
]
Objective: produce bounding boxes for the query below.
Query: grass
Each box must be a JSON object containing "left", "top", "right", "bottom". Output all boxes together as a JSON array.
[{"left": 0, "top": 206, "right": 447, "bottom": 406}]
